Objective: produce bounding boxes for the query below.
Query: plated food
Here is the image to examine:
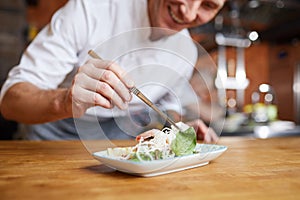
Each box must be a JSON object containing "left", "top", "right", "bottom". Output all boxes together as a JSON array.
[
  {"left": 93, "top": 122, "right": 227, "bottom": 176},
  {"left": 106, "top": 122, "right": 197, "bottom": 162}
]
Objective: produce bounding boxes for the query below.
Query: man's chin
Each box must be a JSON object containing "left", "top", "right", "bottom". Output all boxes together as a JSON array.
[{"left": 149, "top": 27, "right": 180, "bottom": 41}]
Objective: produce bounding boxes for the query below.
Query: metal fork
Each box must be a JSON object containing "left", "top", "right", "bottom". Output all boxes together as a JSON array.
[
  {"left": 88, "top": 50, "right": 181, "bottom": 130},
  {"left": 129, "top": 87, "right": 180, "bottom": 130}
]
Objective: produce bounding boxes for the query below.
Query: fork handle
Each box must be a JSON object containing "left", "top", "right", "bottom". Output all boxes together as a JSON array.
[{"left": 130, "top": 87, "right": 180, "bottom": 130}]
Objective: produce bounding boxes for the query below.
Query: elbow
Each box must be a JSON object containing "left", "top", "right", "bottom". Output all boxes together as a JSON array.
[
  {"left": 0, "top": 90, "right": 20, "bottom": 122},
  {"left": 0, "top": 100, "right": 15, "bottom": 121}
]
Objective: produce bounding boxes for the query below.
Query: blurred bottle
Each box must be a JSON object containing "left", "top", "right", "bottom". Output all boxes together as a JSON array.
[{"left": 250, "top": 84, "right": 278, "bottom": 123}]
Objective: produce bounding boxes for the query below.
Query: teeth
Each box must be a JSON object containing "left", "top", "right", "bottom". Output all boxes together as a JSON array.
[{"left": 168, "top": 6, "right": 185, "bottom": 24}]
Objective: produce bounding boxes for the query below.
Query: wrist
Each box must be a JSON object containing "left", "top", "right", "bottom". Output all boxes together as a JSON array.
[{"left": 52, "top": 88, "right": 73, "bottom": 119}]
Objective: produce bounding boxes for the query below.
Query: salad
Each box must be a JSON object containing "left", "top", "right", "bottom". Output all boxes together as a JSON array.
[{"left": 107, "top": 122, "right": 197, "bottom": 162}]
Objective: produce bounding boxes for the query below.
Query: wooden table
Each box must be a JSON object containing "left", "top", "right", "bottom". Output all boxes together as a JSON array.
[{"left": 1, "top": 137, "right": 299, "bottom": 200}]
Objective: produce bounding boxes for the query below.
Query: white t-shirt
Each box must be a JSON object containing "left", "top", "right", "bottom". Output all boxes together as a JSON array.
[{"left": 0, "top": 0, "right": 198, "bottom": 139}]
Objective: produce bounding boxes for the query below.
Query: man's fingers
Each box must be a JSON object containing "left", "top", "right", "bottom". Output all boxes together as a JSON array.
[
  {"left": 99, "top": 70, "right": 132, "bottom": 102},
  {"left": 187, "top": 119, "right": 219, "bottom": 143},
  {"left": 87, "top": 59, "right": 134, "bottom": 88},
  {"left": 203, "top": 127, "right": 219, "bottom": 143},
  {"left": 76, "top": 60, "right": 134, "bottom": 109},
  {"left": 82, "top": 59, "right": 133, "bottom": 102},
  {"left": 106, "top": 61, "right": 135, "bottom": 88},
  {"left": 209, "top": 128, "right": 219, "bottom": 142},
  {"left": 74, "top": 73, "right": 128, "bottom": 110},
  {"left": 95, "top": 81, "right": 128, "bottom": 110},
  {"left": 71, "top": 84, "right": 112, "bottom": 108}
]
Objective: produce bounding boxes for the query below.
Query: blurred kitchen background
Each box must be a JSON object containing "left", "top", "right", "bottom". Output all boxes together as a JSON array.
[{"left": 0, "top": 0, "right": 300, "bottom": 139}]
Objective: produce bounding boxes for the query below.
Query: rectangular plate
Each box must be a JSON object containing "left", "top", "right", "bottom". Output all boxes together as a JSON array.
[{"left": 93, "top": 144, "right": 227, "bottom": 177}]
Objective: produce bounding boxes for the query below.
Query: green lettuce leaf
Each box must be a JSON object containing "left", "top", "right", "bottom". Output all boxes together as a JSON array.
[
  {"left": 130, "top": 150, "right": 163, "bottom": 162},
  {"left": 171, "top": 127, "right": 197, "bottom": 156}
]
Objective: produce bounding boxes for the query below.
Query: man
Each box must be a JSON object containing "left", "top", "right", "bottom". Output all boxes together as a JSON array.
[{"left": 0, "top": 0, "right": 225, "bottom": 141}]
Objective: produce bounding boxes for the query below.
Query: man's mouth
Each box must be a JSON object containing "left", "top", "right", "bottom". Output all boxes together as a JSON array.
[{"left": 168, "top": 5, "right": 185, "bottom": 24}]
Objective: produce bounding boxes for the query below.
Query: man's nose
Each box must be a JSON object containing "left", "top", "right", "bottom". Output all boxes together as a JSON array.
[{"left": 180, "top": 1, "right": 201, "bottom": 23}]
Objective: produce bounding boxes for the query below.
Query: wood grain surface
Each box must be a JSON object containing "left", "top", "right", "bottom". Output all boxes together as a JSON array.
[{"left": 0, "top": 137, "right": 299, "bottom": 200}]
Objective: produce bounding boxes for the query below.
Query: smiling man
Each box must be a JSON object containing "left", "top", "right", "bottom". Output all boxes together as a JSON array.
[
  {"left": 0, "top": 0, "right": 225, "bottom": 141},
  {"left": 148, "top": 0, "right": 224, "bottom": 39}
]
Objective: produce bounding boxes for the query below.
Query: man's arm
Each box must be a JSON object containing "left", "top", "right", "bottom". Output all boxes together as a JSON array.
[
  {"left": 0, "top": 59, "right": 134, "bottom": 124},
  {"left": 0, "top": 82, "right": 72, "bottom": 124}
]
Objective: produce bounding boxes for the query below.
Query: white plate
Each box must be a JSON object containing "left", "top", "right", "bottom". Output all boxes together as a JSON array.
[{"left": 93, "top": 144, "right": 227, "bottom": 177}]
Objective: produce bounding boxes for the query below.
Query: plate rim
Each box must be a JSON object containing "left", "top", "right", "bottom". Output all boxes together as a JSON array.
[
  {"left": 92, "top": 143, "right": 227, "bottom": 176},
  {"left": 93, "top": 143, "right": 227, "bottom": 165}
]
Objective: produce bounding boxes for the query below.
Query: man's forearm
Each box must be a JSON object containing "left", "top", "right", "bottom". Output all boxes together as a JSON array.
[{"left": 0, "top": 82, "right": 73, "bottom": 124}]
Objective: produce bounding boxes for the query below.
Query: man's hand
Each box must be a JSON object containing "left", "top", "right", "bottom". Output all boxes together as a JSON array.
[
  {"left": 186, "top": 119, "right": 219, "bottom": 143},
  {"left": 69, "top": 58, "right": 134, "bottom": 117}
]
